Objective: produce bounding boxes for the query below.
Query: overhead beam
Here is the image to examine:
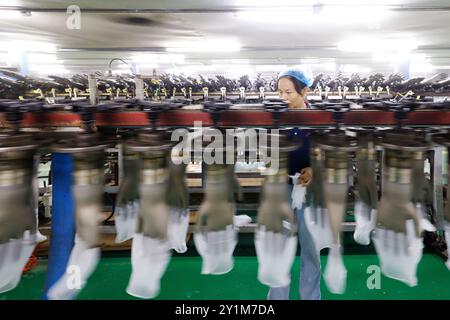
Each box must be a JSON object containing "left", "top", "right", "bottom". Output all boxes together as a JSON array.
[{"left": 2, "top": 5, "right": 450, "bottom": 14}]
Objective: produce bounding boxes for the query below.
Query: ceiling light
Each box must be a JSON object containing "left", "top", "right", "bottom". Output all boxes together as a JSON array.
[
  {"left": 410, "top": 63, "right": 434, "bottom": 73},
  {"left": 231, "top": 59, "right": 251, "bottom": 64},
  {"left": 255, "top": 64, "right": 288, "bottom": 71},
  {"left": 236, "top": 5, "right": 390, "bottom": 25},
  {"left": 299, "top": 58, "right": 336, "bottom": 72},
  {"left": 166, "top": 64, "right": 218, "bottom": 75},
  {"left": 223, "top": 64, "right": 253, "bottom": 73},
  {"left": 0, "top": 40, "right": 57, "bottom": 53},
  {"left": 339, "top": 38, "right": 418, "bottom": 53},
  {"left": 0, "top": 10, "right": 23, "bottom": 18},
  {"left": 340, "top": 64, "right": 372, "bottom": 74},
  {"left": 28, "top": 64, "right": 69, "bottom": 75},
  {"left": 27, "top": 53, "right": 59, "bottom": 64},
  {"left": 0, "top": 52, "right": 9, "bottom": 65},
  {"left": 132, "top": 53, "right": 185, "bottom": 64}
]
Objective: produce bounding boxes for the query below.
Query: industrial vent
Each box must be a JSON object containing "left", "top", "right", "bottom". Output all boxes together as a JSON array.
[{"left": 106, "top": 14, "right": 200, "bottom": 37}]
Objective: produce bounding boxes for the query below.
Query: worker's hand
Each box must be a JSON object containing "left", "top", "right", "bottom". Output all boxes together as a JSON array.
[{"left": 299, "top": 167, "right": 312, "bottom": 186}]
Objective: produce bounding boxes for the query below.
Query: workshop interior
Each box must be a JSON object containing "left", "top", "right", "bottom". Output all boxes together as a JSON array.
[{"left": 1, "top": 0, "right": 450, "bottom": 300}]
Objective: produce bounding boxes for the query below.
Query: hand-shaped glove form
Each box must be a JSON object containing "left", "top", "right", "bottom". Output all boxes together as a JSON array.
[
  {"left": 353, "top": 153, "right": 378, "bottom": 245},
  {"left": 323, "top": 243, "right": 347, "bottom": 294},
  {"left": 304, "top": 148, "right": 333, "bottom": 252},
  {"left": 445, "top": 222, "right": 450, "bottom": 270},
  {"left": 72, "top": 152, "right": 104, "bottom": 249},
  {"left": 125, "top": 130, "right": 174, "bottom": 299},
  {"left": 194, "top": 225, "right": 237, "bottom": 275},
  {"left": 322, "top": 181, "right": 348, "bottom": 294},
  {"left": 373, "top": 220, "right": 423, "bottom": 287},
  {"left": 353, "top": 201, "right": 377, "bottom": 245},
  {"left": 256, "top": 170, "right": 297, "bottom": 288},
  {"left": 411, "top": 156, "right": 435, "bottom": 233},
  {"left": 50, "top": 151, "right": 105, "bottom": 300},
  {"left": 115, "top": 149, "right": 140, "bottom": 243},
  {"left": 166, "top": 154, "right": 190, "bottom": 253},
  {"left": 289, "top": 173, "right": 306, "bottom": 210},
  {"left": 0, "top": 231, "right": 37, "bottom": 294},
  {"left": 128, "top": 168, "right": 172, "bottom": 297},
  {"left": 47, "top": 235, "right": 100, "bottom": 300},
  {"left": 255, "top": 225, "right": 297, "bottom": 287},
  {"left": 194, "top": 165, "right": 237, "bottom": 275},
  {"left": 168, "top": 208, "right": 190, "bottom": 253},
  {"left": 374, "top": 179, "right": 423, "bottom": 287},
  {"left": 304, "top": 206, "right": 333, "bottom": 252},
  {"left": 319, "top": 140, "right": 355, "bottom": 295},
  {"left": 126, "top": 233, "right": 171, "bottom": 299},
  {"left": 0, "top": 144, "right": 39, "bottom": 294}
]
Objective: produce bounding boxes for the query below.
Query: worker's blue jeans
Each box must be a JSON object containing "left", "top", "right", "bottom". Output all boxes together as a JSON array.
[{"left": 267, "top": 184, "right": 322, "bottom": 300}]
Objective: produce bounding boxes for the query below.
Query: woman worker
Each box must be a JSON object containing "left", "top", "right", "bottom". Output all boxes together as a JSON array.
[{"left": 267, "top": 67, "right": 321, "bottom": 300}]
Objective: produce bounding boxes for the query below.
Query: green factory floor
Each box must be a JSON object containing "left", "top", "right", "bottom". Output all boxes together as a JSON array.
[{"left": 1, "top": 253, "right": 449, "bottom": 300}]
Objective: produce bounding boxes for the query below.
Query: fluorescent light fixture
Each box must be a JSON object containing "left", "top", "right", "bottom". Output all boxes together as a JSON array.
[
  {"left": 210, "top": 59, "right": 251, "bottom": 65},
  {"left": 340, "top": 64, "right": 372, "bottom": 74},
  {"left": 410, "top": 63, "right": 434, "bottom": 73},
  {"left": 236, "top": 8, "right": 311, "bottom": 23},
  {"left": 135, "top": 63, "right": 159, "bottom": 74},
  {"left": 111, "top": 69, "right": 130, "bottom": 75},
  {"left": 0, "top": 40, "right": 57, "bottom": 66},
  {"left": 0, "top": 10, "right": 23, "bottom": 18},
  {"left": 299, "top": 58, "right": 336, "bottom": 72},
  {"left": 339, "top": 38, "right": 418, "bottom": 53},
  {"left": 410, "top": 53, "right": 430, "bottom": 64},
  {"left": 27, "top": 53, "right": 59, "bottom": 64},
  {"left": 166, "top": 64, "right": 218, "bottom": 75},
  {"left": 322, "top": 6, "right": 390, "bottom": 24},
  {"left": 372, "top": 52, "right": 429, "bottom": 64},
  {"left": 224, "top": 65, "right": 254, "bottom": 77},
  {"left": 236, "top": 5, "right": 390, "bottom": 25},
  {"left": 4, "top": 41, "right": 57, "bottom": 53},
  {"left": 299, "top": 62, "right": 336, "bottom": 72},
  {"left": 2, "top": 0, "right": 22, "bottom": 5},
  {"left": 231, "top": 59, "right": 251, "bottom": 64},
  {"left": 111, "top": 64, "right": 131, "bottom": 70},
  {"left": 0, "top": 52, "right": 9, "bottom": 65},
  {"left": 372, "top": 52, "right": 400, "bottom": 62},
  {"left": 159, "top": 54, "right": 185, "bottom": 64},
  {"left": 255, "top": 64, "right": 288, "bottom": 71},
  {"left": 374, "top": 52, "right": 435, "bottom": 75},
  {"left": 166, "top": 63, "right": 255, "bottom": 76},
  {"left": 132, "top": 53, "right": 157, "bottom": 62},
  {"left": 166, "top": 40, "right": 241, "bottom": 53},
  {"left": 434, "top": 65, "right": 450, "bottom": 70},
  {"left": 28, "top": 64, "right": 69, "bottom": 75},
  {"left": 300, "top": 58, "right": 320, "bottom": 64},
  {"left": 132, "top": 53, "right": 185, "bottom": 64},
  {"left": 138, "top": 63, "right": 159, "bottom": 69}
]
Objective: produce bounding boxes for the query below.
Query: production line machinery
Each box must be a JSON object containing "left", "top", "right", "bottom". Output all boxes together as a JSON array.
[{"left": 0, "top": 96, "right": 450, "bottom": 299}]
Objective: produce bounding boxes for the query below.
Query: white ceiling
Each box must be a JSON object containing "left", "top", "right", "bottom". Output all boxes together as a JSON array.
[{"left": 1, "top": 0, "right": 450, "bottom": 78}]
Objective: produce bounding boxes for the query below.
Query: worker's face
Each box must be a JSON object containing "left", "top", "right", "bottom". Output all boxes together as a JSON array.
[{"left": 277, "top": 77, "right": 307, "bottom": 109}]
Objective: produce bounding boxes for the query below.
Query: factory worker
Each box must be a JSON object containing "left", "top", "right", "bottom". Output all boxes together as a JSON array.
[{"left": 267, "top": 67, "right": 322, "bottom": 300}]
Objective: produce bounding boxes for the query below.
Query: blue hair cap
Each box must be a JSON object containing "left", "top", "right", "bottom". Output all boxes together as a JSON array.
[{"left": 278, "top": 67, "right": 313, "bottom": 88}]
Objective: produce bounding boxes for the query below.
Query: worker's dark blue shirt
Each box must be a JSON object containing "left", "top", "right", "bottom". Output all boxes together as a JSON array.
[
  {"left": 287, "top": 103, "right": 311, "bottom": 183},
  {"left": 287, "top": 127, "right": 311, "bottom": 181}
]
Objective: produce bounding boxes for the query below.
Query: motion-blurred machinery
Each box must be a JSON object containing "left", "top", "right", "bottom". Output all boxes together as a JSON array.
[{"left": 1, "top": 70, "right": 450, "bottom": 299}]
